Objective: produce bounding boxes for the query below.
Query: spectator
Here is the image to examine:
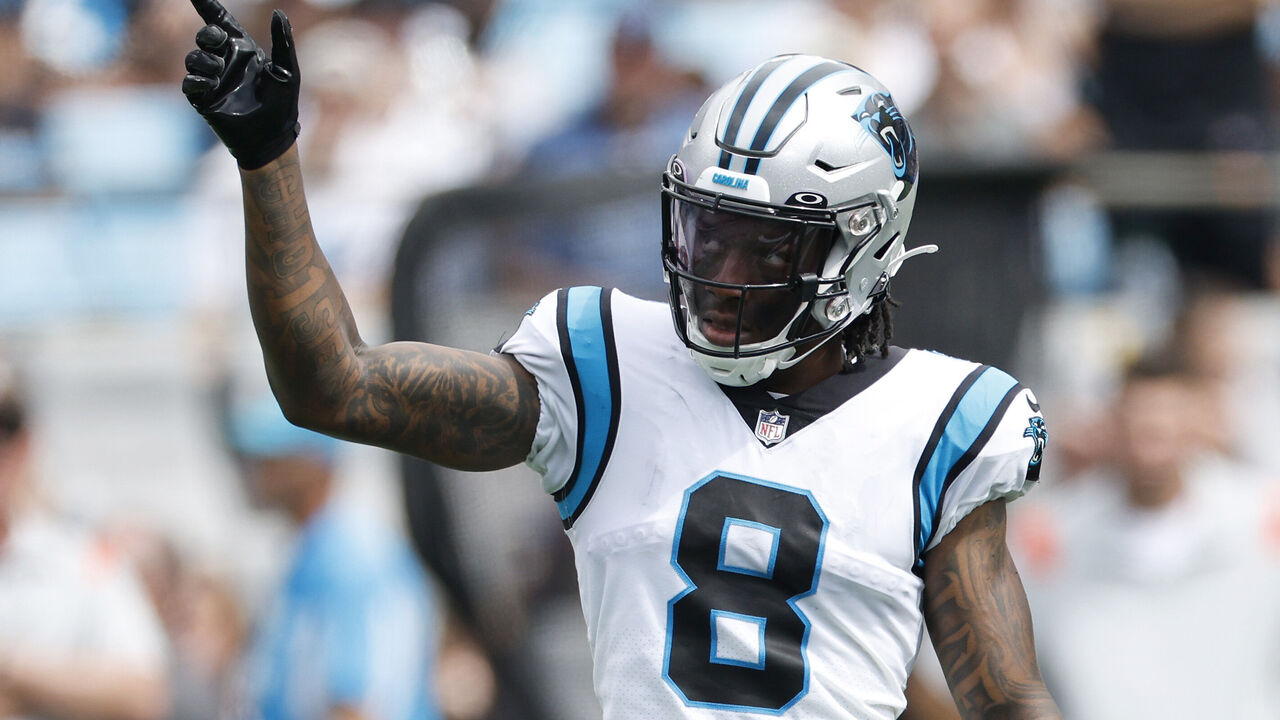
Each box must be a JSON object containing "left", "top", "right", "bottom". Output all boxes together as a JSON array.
[
  {"left": 1089, "top": 0, "right": 1277, "bottom": 288},
  {"left": 0, "top": 359, "right": 169, "bottom": 720},
  {"left": 226, "top": 391, "right": 442, "bottom": 720},
  {"left": 907, "top": 0, "right": 1102, "bottom": 160},
  {"left": 171, "top": 571, "right": 249, "bottom": 720},
  {"left": 511, "top": 10, "right": 707, "bottom": 296},
  {"left": 1010, "top": 352, "right": 1280, "bottom": 719},
  {"left": 1173, "top": 279, "right": 1280, "bottom": 476},
  {"left": 103, "top": 522, "right": 249, "bottom": 720},
  {"left": 520, "top": 9, "right": 707, "bottom": 178},
  {"left": 0, "top": 5, "right": 49, "bottom": 191}
]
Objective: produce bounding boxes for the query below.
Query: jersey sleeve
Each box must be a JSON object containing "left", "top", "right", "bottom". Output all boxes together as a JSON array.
[
  {"left": 920, "top": 367, "right": 1047, "bottom": 555},
  {"left": 497, "top": 286, "right": 623, "bottom": 521},
  {"left": 496, "top": 289, "right": 578, "bottom": 495}
]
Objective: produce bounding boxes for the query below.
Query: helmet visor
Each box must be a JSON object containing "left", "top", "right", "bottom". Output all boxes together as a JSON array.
[{"left": 666, "top": 197, "right": 836, "bottom": 351}]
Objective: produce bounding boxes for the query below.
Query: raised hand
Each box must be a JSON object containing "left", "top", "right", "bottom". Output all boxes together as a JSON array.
[{"left": 182, "top": 0, "right": 300, "bottom": 169}]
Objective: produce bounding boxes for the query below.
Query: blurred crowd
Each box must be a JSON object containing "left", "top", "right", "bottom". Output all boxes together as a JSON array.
[{"left": 2, "top": 0, "right": 1280, "bottom": 718}]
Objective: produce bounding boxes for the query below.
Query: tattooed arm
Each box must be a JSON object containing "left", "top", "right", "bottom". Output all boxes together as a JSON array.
[
  {"left": 180, "top": 1, "right": 539, "bottom": 469},
  {"left": 238, "top": 146, "right": 540, "bottom": 470},
  {"left": 921, "top": 500, "right": 1061, "bottom": 720}
]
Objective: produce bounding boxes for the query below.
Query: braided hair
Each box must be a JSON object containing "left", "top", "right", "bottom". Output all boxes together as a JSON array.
[{"left": 840, "top": 295, "right": 897, "bottom": 371}]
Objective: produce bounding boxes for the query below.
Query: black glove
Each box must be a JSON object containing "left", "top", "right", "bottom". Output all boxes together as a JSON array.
[{"left": 182, "top": 0, "right": 300, "bottom": 170}]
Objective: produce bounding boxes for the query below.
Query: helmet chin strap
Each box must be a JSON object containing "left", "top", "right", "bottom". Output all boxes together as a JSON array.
[
  {"left": 687, "top": 312, "right": 854, "bottom": 387},
  {"left": 691, "top": 323, "right": 854, "bottom": 387},
  {"left": 691, "top": 350, "right": 787, "bottom": 387}
]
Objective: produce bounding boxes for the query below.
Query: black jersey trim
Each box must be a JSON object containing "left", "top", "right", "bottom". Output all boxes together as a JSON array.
[
  {"left": 719, "top": 346, "right": 907, "bottom": 447},
  {"left": 911, "top": 365, "right": 986, "bottom": 571},
  {"left": 925, "top": 382, "right": 1024, "bottom": 553},
  {"left": 912, "top": 366, "right": 1021, "bottom": 573},
  {"left": 568, "top": 288, "right": 622, "bottom": 528},
  {"left": 552, "top": 286, "right": 622, "bottom": 529},
  {"left": 553, "top": 288, "right": 585, "bottom": 503}
]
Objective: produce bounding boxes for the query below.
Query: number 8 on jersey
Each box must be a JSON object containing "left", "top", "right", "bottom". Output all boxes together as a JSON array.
[{"left": 664, "top": 473, "right": 830, "bottom": 712}]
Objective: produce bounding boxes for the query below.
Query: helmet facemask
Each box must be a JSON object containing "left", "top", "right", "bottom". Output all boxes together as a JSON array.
[{"left": 662, "top": 170, "right": 893, "bottom": 386}]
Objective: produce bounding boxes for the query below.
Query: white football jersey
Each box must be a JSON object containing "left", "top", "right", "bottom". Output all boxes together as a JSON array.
[{"left": 499, "top": 287, "right": 1046, "bottom": 719}]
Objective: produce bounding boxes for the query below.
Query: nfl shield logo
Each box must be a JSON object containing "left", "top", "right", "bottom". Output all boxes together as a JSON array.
[{"left": 755, "top": 409, "right": 790, "bottom": 446}]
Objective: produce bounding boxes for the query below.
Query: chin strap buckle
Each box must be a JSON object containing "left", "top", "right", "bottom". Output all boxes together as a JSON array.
[{"left": 867, "top": 272, "right": 891, "bottom": 304}]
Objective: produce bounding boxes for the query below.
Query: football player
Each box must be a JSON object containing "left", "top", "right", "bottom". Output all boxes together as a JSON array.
[{"left": 181, "top": 3, "right": 1060, "bottom": 718}]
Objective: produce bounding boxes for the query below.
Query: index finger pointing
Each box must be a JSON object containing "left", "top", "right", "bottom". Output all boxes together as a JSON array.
[{"left": 189, "top": 0, "right": 243, "bottom": 34}]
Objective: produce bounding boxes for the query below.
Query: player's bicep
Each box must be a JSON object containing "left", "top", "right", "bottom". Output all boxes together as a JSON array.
[
  {"left": 921, "top": 500, "right": 1060, "bottom": 719},
  {"left": 325, "top": 341, "right": 539, "bottom": 470}
]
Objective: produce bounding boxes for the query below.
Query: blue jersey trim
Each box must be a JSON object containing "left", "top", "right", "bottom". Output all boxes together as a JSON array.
[
  {"left": 552, "top": 286, "right": 621, "bottom": 528},
  {"left": 709, "top": 610, "right": 769, "bottom": 670},
  {"left": 717, "top": 518, "right": 781, "bottom": 580},
  {"left": 912, "top": 366, "right": 1021, "bottom": 566}
]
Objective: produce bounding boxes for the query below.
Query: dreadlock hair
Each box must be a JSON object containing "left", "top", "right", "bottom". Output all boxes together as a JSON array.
[{"left": 840, "top": 294, "right": 898, "bottom": 372}]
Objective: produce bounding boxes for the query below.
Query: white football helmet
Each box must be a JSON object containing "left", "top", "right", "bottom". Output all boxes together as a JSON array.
[{"left": 662, "top": 54, "right": 935, "bottom": 386}]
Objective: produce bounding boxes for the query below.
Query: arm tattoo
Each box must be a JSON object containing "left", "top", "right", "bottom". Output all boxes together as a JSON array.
[
  {"left": 237, "top": 148, "right": 539, "bottom": 470},
  {"left": 922, "top": 501, "right": 1061, "bottom": 720},
  {"left": 336, "top": 343, "right": 539, "bottom": 470}
]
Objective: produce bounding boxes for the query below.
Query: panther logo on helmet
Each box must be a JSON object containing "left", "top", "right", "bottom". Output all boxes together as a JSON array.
[{"left": 855, "top": 92, "right": 917, "bottom": 201}]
